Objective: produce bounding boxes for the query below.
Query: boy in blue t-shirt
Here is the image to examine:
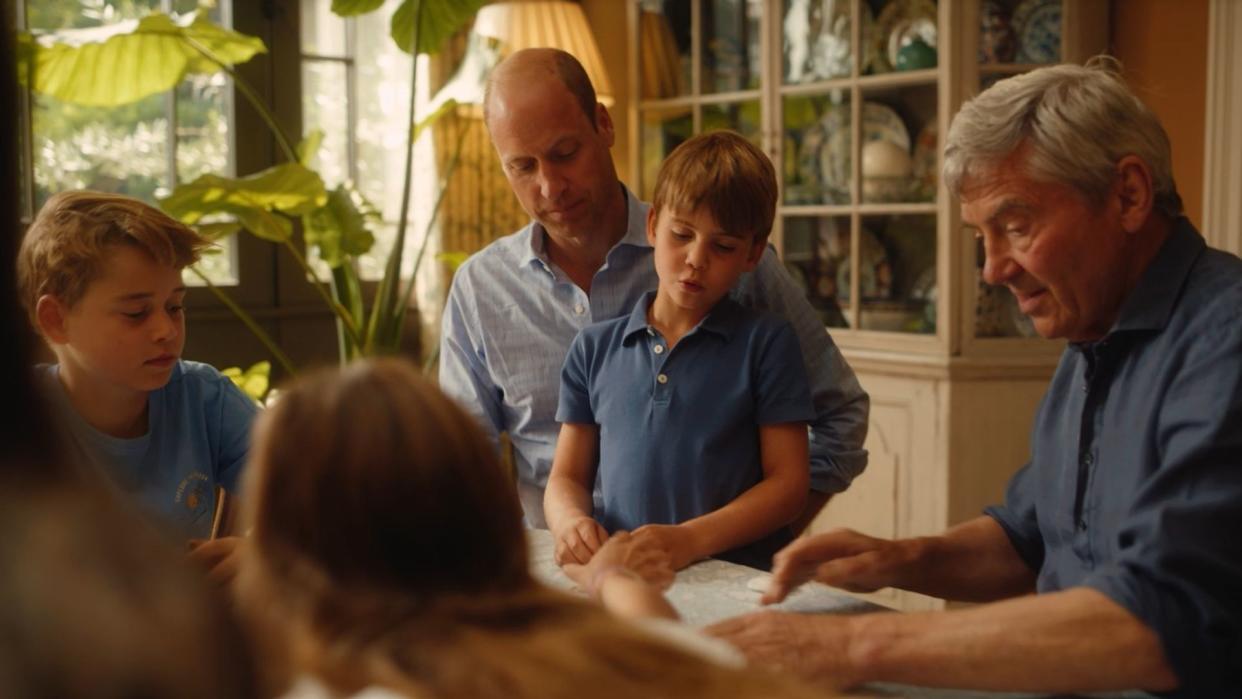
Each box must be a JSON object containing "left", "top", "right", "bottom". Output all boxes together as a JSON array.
[
  {"left": 545, "top": 131, "right": 814, "bottom": 571},
  {"left": 17, "top": 191, "right": 258, "bottom": 581}
]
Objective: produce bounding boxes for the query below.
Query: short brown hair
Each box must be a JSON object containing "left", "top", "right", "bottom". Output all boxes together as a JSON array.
[
  {"left": 16, "top": 191, "right": 208, "bottom": 325},
  {"left": 651, "top": 130, "right": 777, "bottom": 243}
]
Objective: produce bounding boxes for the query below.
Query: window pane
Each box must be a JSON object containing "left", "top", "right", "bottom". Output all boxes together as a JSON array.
[
  {"left": 701, "top": 0, "right": 761, "bottom": 93},
  {"left": 25, "top": 0, "right": 239, "bottom": 286},
  {"left": 301, "top": 60, "right": 351, "bottom": 187},
  {"left": 300, "top": 0, "right": 348, "bottom": 56}
]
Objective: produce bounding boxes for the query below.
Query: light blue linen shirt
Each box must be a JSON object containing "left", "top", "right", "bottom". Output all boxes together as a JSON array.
[{"left": 440, "top": 186, "right": 868, "bottom": 526}]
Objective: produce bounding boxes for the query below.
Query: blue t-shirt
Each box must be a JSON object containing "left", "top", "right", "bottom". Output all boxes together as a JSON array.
[
  {"left": 42, "top": 360, "right": 259, "bottom": 540},
  {"left": 557, "top": 291, "right": 815, "bottom": 569},
  {"left": 985, "top": 219, "right": 1242, "bottom": 696}
]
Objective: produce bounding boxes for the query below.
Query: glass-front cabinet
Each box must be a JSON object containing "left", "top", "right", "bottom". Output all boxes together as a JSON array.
[
  {"left": 627, "top": 0, "right": 1108, "bottom": 611},
  {"left": 629, "top": 0, "right": 1107, "bottom": 351}
]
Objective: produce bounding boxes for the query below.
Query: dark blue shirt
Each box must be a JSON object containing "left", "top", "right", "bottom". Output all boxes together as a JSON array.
[
  {"left": 986, "top": 219, "right": 1242, "bottom": 696},
  {"left": 558, "top": 291, "right": 815, "bottom": 569}
]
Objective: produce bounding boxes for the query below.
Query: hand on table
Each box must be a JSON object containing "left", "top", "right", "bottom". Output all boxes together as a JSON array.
[
  {"left": 553, "top": 515, "right": 610, "bottom": 566},
  {"left": 763, "top": 528, "right": 909, "bottom": 604},
  {"left": 562, "top": 530, "right": 674, "bottom": 593},
  {"left": 187, "top": 535, "right": 246, "bottom": 587},
  {"left": 631, "top": 523, "right": 702, "bottom": 570},
  {"left": 706, "top": 610, "right": 860, "bottom": 688}
]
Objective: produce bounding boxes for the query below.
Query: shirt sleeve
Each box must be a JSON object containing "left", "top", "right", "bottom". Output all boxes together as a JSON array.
[
  {"left": 983, "top": 459, "right": 1046, "bottom": 573},
  {"left": 556, "top": 330, "right": 595, "bottom": 425},
  {"left": 752, "top": 319, "right": 815, "bottom": 426},
  {"left": 213, "top": 371, "right": 260, "bottom": 494},
  {"left": 738, "top": 246, "right": 870, "bottom": 494},
  {"left": 1081, "top": 318, "right": 1242, "bottom": 696},
  {"left": 438, "top": 264, "right": 504, "bottom": 446}
]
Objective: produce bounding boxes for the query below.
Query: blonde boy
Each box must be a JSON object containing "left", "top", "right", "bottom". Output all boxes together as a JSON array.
[
  {"left": 17, "top": 191, "right": 257, "bottom": 564},
  {"left": 545, "top": 132, "right": 812, "bottom": 571}
]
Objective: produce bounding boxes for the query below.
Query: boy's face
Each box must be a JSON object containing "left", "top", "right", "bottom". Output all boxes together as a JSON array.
[
  {"left": 646, "top": 205, "right": 764, "bottom": 319},
  {"left": 44, "top": 245, "right": 187, "bottom": 395}
]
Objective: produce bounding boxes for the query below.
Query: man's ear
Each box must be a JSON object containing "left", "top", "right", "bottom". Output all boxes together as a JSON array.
[
  {"left": 1114, "top": 154, "right": 1155, "bottom": 234},
  {"left": 595, "top": 102, "right": 615, "bottom": 148},
  {"left": 35, "top": 294, "right": 71, "bottom": 345},
  {"left": 646, "top": 207, "right": 659, "bottom": 246}
]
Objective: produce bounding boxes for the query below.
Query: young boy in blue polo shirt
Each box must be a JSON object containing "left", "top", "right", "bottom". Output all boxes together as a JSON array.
[
  {"left": 17, "top": 191, "right": 258, "bottom": 580},
  {"left": 544, "top": 131, "right": 813, "bottom": 571}
]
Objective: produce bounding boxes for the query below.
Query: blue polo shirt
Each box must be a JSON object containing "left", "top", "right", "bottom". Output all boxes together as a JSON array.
[
  {"left": 985, "top": 218, "right": 1242, "bottom": 696},
  {"left": 557, "top": 291, "right": 815, "bottom": 569}
]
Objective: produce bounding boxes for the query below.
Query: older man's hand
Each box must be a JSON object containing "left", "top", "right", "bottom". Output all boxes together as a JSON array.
[
  {"left": 763, "top": 528, "right": 913, "bottom": 604},
  {"left": 706, "top": 610, "right": 860, "bottom": 688}
]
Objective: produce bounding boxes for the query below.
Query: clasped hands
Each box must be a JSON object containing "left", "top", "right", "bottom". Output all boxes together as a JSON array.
[{"left": 553, "top": 516, "right": 700, "bottom": 587}]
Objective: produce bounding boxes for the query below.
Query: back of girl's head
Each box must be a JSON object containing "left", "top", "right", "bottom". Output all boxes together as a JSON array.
[{"left": 242, "top": 358, "right": 529, "bottom": 617}]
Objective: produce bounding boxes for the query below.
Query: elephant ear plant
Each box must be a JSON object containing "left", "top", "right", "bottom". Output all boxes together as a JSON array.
[{"left": 20, "top": 0, "right": 489, "bottom": 374}]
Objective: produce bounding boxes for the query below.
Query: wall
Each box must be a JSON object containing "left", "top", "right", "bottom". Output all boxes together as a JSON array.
[{"left": 1112, "top": 0, "right": 1209, "bottom": 228}]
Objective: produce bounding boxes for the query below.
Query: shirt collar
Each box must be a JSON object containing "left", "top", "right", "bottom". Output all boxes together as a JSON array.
[
  {"left": 519, "top": 185, "right": 650, "bottom": 272},
  {"left": 621, "top": 290, "right": 745, "bottom": 344},
  {"left": 1110, "top": 217, "right": 1205, "bottom": 334}
]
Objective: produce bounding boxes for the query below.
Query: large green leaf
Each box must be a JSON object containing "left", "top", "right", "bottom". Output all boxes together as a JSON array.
[
  {"left": 26, "top": 12, "right": 266, "bottom": 107},
  {"left": 391, "top": 0, "right": 489, "bottom": 55},
  {"left": 331, "top": 0, "right": 387, "bottom": 16},
  {"left": 160, "top": 164, "right": 327, "bottom": 242},
  {"left": 303, "top": 186, "right": 376, "bottom": 268}
]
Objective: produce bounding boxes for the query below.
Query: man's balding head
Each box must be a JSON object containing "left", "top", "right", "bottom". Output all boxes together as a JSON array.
[{"left": 484, "top": 47, "right": 599, "bottom": 131}]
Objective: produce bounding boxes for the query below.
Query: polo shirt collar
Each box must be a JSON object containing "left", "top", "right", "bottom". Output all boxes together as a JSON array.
[
  {"left": 520, "top": 184, "right": 649, "bottom": 271},
  {"left": 1111, "top": 217, "right": 1205, "bottom": 334},
  {"left": 621, "top": 291, "right": 746, "bottom": 344}
]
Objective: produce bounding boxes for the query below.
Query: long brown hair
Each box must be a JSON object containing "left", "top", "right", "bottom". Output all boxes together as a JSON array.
[{"left": 240, "top": 358, "right": 829, "bottom": 698}]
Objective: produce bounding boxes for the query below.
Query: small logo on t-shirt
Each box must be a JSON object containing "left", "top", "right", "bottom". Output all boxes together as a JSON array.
[{"left": 175, "top": 471, "right": 210, "bottom": 518}]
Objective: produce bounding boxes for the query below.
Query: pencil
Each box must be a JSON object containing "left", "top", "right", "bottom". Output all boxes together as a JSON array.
[{"left": 209, "top": 485, "right": 227, "bottom": 540}]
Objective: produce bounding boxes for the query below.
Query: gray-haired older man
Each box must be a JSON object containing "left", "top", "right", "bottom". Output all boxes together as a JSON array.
[{"left": 709, "top": 58, "right": 1242, "bottom": 697}]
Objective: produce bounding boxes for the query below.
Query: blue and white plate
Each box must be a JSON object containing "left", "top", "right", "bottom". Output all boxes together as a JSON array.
[{"left": 1013, "top": 0, "right": 1061, "bottom": 64}]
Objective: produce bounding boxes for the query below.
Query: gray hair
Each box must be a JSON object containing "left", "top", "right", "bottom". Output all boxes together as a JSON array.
[{"left": 943, "top": 56, "right": 1182, "bottom": 218}]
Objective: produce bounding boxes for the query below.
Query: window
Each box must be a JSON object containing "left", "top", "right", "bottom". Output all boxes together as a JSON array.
[
  {"left": 298, "top": 0, "right": 439, "bottom": 285},
  {"left": 17, "top": 0, "right": 238, "bottom": 284}
]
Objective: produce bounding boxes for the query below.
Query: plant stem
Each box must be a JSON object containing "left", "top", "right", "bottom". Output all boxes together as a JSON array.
[
  {"left": 397, "top": 117, "right": 467, "bottom": 319},
  {"left": 189, "top": 266, "right": 297, "bottom": 376},
  {"left": 280, "top": 239, "right": 364, "bottom": 346}
]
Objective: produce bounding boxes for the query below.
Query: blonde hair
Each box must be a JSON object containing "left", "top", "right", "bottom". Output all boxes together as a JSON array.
[
  {"left": 239, "top": 358, "right": 825, "bottom": 699},
  {"left": 17, "top": 191, "right": 209, "bottom": 326},
  {"left": 652, "top": 130, "right": 778, "bottom": 243},
  {"left": 943, "top": 56, "right": 1182, "bottom": 218}
]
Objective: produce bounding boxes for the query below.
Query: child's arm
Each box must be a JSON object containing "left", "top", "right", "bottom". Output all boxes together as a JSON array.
[
  {"left": 636, "top": 421, "right": 810, "bottom": 569},
  {"left": 562, "top": 531, "right": 678, "bottom": 621},
  {"left": 545, "top": 421, "right": 610, "bottom": 566}
]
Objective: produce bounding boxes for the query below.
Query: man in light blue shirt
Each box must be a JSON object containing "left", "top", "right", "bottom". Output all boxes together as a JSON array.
[{"left": 440, "top": 48, "right": 868, "bottom": 528}]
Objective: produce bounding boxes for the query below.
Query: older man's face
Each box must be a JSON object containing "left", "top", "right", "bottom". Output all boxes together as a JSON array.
[
  {"left": 486, "top": 76, "right": 618, "bottom": 244},
  {"left": 960, "top": 158, "right": 1132, "bottom": 343}
]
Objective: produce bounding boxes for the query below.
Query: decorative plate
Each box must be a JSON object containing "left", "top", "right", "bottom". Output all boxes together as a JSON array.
[
  {"left": 796, "top": 104, "right": 850, "bottom": 204},
  {"left": 867, "top": 0, "right": 937, "bottom": 74},
  {"left": 863, "top": 101, "right": 911, "bottom": 151},
  {"left": 836, "top": 227, "right": 891, "bottom": 302},
  {"left": 1013, "top": 0, "right": 1061, "bottom": 64}
]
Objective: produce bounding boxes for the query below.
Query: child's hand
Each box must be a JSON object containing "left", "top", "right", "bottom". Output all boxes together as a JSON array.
[
  {"left": 187, "top": 535, "right": 246, "bottom": 587},
  {"left": 563, "top": 530, "right": 675, "bottom": 593},
  {"left": 631, "top": 523, "right": 702, "bottom": 570},
  {"left": 553, "top": 515, "right": 610, "bottom": 566}
]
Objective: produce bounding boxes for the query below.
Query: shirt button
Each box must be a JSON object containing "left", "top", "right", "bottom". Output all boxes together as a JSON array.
[
  {"left": 1082, "top": 453, "right": 1094, "bottom": 467},
  {"left": 656, "top": 373, "right": 669, "bottom": 384},
  {"left": 573, "top": 303, "right": 586, "bottom": 316},
  {"left": 653, "top": 344, "right": 665, "bottom": 354}
]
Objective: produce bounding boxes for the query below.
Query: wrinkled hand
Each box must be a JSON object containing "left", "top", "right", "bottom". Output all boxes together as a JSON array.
[
  {"left": 563, "top": 530, "right": 675, "bottom": 593},
  {"left": 553, "top": 515, "right": 610, "bottom": 566},
  {"left": 763, "top": 528, "right": 908, "bottom": 604},
  {"left": 187, "top": 535, "right": 245, "bottom": 587},
  {"left": 706, "top": 610, "right": 859, "bottom": 688},
  {"left": 631, "top": 523, "right": 701, "bottom": 570}
]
